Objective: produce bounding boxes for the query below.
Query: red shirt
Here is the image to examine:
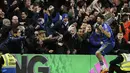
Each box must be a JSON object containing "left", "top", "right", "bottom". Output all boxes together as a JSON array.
[{"left": 123, "top": 21, "right": 130, "bottom": 42}]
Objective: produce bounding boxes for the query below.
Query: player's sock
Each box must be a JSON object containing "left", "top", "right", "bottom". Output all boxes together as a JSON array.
[{"left": 99, "top": 61, "right": 104, "bottom": 66}]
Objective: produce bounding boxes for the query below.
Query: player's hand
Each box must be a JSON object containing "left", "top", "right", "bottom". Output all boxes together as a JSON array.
[
  {"left": 98, "top": 25, "right": 103, "bottom": 30},
  {"left": 98, "top": 25, "right": 104, "bottom": 32}
]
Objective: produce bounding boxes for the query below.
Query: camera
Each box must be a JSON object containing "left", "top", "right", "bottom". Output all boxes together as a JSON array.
[{"left": 93, "top": 23, "right": 100, "bottom": 28}]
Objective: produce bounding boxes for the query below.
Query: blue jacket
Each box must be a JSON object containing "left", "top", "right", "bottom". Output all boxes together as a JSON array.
[
  {"left": 6, "top": 33, "right": 26, "bottom": 53},
  {"left": 44, "top": 12, "right": 60, "bottom": 35},
  {"left": 44, "top": 12, "right": 60, "bottom": 24}
]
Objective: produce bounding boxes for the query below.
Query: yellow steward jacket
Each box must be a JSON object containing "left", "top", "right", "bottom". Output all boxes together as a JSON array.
[
  {"left": 120, "top": 53, "right": 130, "bottom": 71},
  {"left": 1, "top": 53, "right": 17, "bottom": 68}
]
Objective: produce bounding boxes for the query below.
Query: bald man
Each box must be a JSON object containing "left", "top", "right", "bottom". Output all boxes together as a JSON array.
[{"left": 11, "top": 16, "right": 19, "bottom": 30}]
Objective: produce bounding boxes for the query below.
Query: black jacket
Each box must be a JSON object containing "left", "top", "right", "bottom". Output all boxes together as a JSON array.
[{"left": 52, "top": 20, "right": 70, "bottom": 34}]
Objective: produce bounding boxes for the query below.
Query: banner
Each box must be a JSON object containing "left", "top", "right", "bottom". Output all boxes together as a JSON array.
[{"left": 14, "top": 54, "right": 116, "bottom": 73}]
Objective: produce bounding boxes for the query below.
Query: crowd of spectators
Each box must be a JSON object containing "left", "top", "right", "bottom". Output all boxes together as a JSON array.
[{"left": 0, "top": 0, "right": 130, "bottom": 54}]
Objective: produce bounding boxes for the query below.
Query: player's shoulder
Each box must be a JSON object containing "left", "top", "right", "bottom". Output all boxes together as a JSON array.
[
  {"left": 103, "top": 23, "right": 109, "bottom": 26},
  {"left": 102, "top": 23, "right": 109, "bottom": 28}
]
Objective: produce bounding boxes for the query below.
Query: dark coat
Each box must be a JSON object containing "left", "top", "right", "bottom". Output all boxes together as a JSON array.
[{"left": 52, "top": 20, "right": 70, "bottom": 34}]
